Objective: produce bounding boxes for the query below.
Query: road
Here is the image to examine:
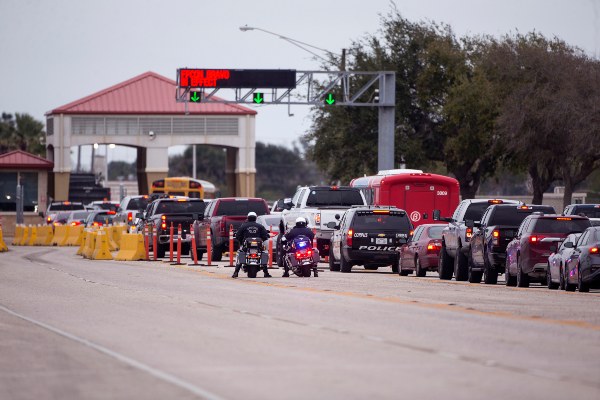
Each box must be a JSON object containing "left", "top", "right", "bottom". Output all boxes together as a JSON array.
[{"left": 1, "top": 245, "right": 599, "bottom": 400}]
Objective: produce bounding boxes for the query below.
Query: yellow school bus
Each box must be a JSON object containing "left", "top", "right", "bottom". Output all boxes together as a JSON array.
[{"left": 150, "top": 177, "right": 204, "bottom": 199}]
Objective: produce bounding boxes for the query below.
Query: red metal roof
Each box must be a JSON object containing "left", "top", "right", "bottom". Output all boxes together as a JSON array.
[
  {"left": 47, "top": 71, "right": 256, "bottom": 116},
  {"left": 0, "top": 150, "right": 53, "bottom": 170}
]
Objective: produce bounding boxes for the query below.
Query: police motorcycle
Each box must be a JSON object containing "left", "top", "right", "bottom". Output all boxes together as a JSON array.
[
  {"left": 282, "top": 235, "right": 320, "bottom": 277},
  {"left": 235, "top": 238, "right": 269, "bottom": 278}
]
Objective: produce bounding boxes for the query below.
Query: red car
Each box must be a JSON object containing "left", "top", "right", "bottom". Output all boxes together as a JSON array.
[
  {"left": 505, "top": 214, "right": 591, "bottom": 287},
  {"left": 399, "top": 224, "right": 445, "bottom": 276}
]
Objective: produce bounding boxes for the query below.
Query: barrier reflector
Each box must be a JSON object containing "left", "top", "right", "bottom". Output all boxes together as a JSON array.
[
  {"left": 115, "top": 233, "right": 146, "bottom": 261},
  {"left": 82, "top": 230, "right": 97, "bottom": 259},
  {"left": 27, "top": 225, "right": 38, "bottom": 246},
  {"left": 91, "top": 230, "right": 113, "bottom": 260},
  {"left": 51, "top": 225, "right": 70, "bottom": 246},
  {"left": 12, "top": 225, "right": 23, "bottom": 246},
  {"left": 18, "top": 225, "right": 30, "bottom": 246},
  {"left": 65, "top": 225, "right": 84, "bottom": 246},
  {"left": 0, "top": 225, "right": 8, "bottom": 252}
]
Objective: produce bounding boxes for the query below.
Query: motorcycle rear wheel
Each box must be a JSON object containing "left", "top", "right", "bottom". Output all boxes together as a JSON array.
[
  {"left": 247, "top": 264, "right": 258, "bottom": 278},
  {"left": 302, "top": 265, "right": 312, "bottom": 277}
]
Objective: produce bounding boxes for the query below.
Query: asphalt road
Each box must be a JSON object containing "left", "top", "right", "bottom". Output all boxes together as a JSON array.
[{"left": 1, "top": 245, "right": 599, "bottom": 400}]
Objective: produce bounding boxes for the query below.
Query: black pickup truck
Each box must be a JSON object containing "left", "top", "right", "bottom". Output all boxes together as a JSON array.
[
  {"left": 141, "top": 198, "right": 206, "bottom": 258},
  {"left": 467, "top": 204, "right": 555, "bottom": 284}
]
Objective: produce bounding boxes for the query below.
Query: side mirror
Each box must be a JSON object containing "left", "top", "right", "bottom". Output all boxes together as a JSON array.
[
  {"left": 433, "top": 209, "right": 441, "bottom": 221},
  {"left": 563, "top": 241, "right": 574, "bottom": 248},
  {"left": 334, "top": 214, "right": 341, "bottom": 220},
  {"left": 326, "top": 221, "right": 337, "bottom": 229}
]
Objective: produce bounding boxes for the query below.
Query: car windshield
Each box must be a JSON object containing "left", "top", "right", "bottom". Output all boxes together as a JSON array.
[
  {"left": 463, "top": 202, "right": 494, "bottom": 221},
  {"left": 305, "top": 189, "right": 363, "bottom": 207},
  {"left": 353, "top": 214, "right": 411, "bottom": 231},
  {"left": 532, "top": 218, "right": 591, "bottom": 234},
  {"left": 156, "top": 201, "right": 205, "bottom": 214},
  {"left": 94, "top": 203, "right": 118, "bottom": 211},
  {"left": 93, "top": 213, "right": 115, "bottom": 224},
  {"left": 427, "top": 226, "right": 444, "bottom": 238},
  {"left": 127, "top": 197, "right": 150, "bottom": 210},
  {"left": 49, "top": 203, "right": 84, "bottom": 211},
  {"left": 568, "top": 206, "right": 600, "bottom": 218},
  {"left": 489, "top": 206, "right": 555, "bottom": 226},
  {"left": 215, "top": 201, "right": 268, "bottom": 216}
]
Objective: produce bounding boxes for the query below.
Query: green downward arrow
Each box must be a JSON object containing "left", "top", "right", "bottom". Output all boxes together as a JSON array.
[
  {"left": 253, "top": 93, "right": 264, "bottom": 104},
  {"left": 190, "top": 92, "right": 200, "bottom": 102},
  {"left": 325, "top": 93, "right": 335, "bottom": 105}
]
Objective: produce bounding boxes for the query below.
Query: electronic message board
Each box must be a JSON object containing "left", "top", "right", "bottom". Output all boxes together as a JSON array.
[{"left": 178, "top": 69, "right": 296, "bottom": 89}]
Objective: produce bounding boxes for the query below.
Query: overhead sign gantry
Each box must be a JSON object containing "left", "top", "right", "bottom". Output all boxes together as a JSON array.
[{"left": 176, "top": 68, "right": 396, "bottom": 171}]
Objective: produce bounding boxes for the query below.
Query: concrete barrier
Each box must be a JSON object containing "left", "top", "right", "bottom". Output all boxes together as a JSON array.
[
  {"left": 40, "top": 225, "right": 54, "bottom": 246},
  {"left": 91, "top": 230, "right": 113, "bottom": 260},
  {"left": 82, "top": 230, "right": 97, "bottom": 259},
  {"left": 27, "top": 225, "right": 38, "bottom": 246},
  {"left": 114, "top": 233, "right": 146, "bottom": 261},
  {"left": 0, "top": 226, "right": 8, "bottom": 252},
  {"left": 12, "top": 225, "right": 23, "bottom": 246},
  {"left": 51, "top": 225, "right": 70, "bottom": 246},
  {"left": 65, "top": 225, "right": 84, "bottom": 246},
  {"left": 76, "top": 229, "right": 88, "bottom": 256},
  {"left": 104, "top": 226, "right": 119, "bottom": 251},
  {"left": 18, "top": 226, "right": 30, "bottom": 246}
]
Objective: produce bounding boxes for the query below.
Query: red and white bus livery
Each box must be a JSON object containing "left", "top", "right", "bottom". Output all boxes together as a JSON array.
[{"left": 349, "top": 169, "right": 460, "bottom": 227}]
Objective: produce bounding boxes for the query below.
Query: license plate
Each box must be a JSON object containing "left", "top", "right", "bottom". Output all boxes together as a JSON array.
[
  {"left": 302, "top": 260, "right": 311, "bottom": 265},
  {"left": 376, "top": 238, "right": 388, "bottom": 245},
  {"left": 504, "top": 230, "right": 514, "bottom": 238}
]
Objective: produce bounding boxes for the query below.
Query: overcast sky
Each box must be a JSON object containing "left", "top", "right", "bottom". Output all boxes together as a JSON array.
[{"left": 1, "top": 0, "right": 598, "bottom": 163}]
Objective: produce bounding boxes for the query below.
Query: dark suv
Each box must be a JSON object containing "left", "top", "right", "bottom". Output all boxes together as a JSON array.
[
  {"left": 505, "top": 214, "right": 591, "bottom": 287},
  {"left": 329, "top": 206, "right": 412, "bottom": 273}
]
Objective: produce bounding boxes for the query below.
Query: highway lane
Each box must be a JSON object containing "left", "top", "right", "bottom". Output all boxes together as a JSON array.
[{"left": 1, "top": 246, "right": 599, "bottom": 400}]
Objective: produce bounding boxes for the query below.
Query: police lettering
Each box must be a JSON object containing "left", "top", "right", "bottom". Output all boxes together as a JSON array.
[{"left": 358, "top": 245, "right": 401, "bottom": 251}]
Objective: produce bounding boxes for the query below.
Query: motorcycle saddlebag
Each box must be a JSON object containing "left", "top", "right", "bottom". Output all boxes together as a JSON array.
[
  {"left": 312, "top": 248, "right": 320, "bottom": 263},
  {"left": 260, "top": 252, "right": 269, "bottom": 265}
]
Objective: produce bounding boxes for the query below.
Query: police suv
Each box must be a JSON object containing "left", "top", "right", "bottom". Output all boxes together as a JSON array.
[{"left": 328, "top": 206, "right": 412, "bottom": 273}]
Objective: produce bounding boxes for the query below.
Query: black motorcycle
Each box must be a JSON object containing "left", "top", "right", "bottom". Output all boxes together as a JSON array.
[
  {"left": 283, "top": 235, "right": 320, "bottom": 277},
  {"left": 236, "top": 238, "right": 269, "bottom": 278}
]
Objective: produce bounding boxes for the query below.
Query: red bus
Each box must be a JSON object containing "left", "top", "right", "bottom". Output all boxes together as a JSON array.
[{"left": 350, "top": 169, "right": 460, "bottom": 227}]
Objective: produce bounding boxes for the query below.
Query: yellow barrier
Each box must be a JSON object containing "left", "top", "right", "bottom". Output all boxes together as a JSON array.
[
  {"left": 76, "top": 229, "right": 88, "bottom": 256},
  {"left": 65, "top": 225, "right": 84, "bottom": 246},
  {"left": 40, "top": 225, "right": 54, "bottom": 246},
  {"left": 112, "top": 224, "right": 125, "bottom": 247},
  {"left": 0, "top": 226, "right": 8, "bottom": 252},
  {"left": 104, "top": 226, "right": 118, "bottom": 251},
  {"left": 91, "top": 230, "right": 113, "bottom": 260},
  {"left": 114, "top": 233, "right": 146, "bottom": 261},
  {"left": 12, "top": 225, "right": 23, "bottom": 246},
  {"left": 82, "top": 230, "right": 97, "bottom": 259},
  {"left": 34, "top": 225, "right": 44, "bottom": 246},
  {"left": 52, "top": 225, "right": 70, "bottom": 246},
  {"left": 27, "top": 225, "right": 38, "bottom": 246},
  {"left": 18, "top": 225, "right": 30, "bottom": 246}
]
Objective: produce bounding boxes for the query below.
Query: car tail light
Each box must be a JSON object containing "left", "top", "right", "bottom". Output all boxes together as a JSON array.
[
  {"left": 466, "top": 227, "right": 473, "bottom": 241},
  {"left": 107, "top": 211, "right": 116, "bottom": 215},
  {"left": 46, "top": 216, "right": 51, "bottom": 223},
  {"left": 128, "top": 212, "right": 133, "bottom": 222},
  {"left": 556, "top": 217, "right": 572, "bottom": 221},
  {"left": 315, "top": 213, "right": 321, "bottom": 225},
  {"left": 295, "top": 249, "right": 312, "bottom": 259},
  {"left": 373, "top": 209, "right": 390, "bottom": 214},
  {"left": 590, "top": 247, "right": 599, "bottom": 254},
  {"left": 161, "top": 215, "right": 167, "bottom": 230},
  {"left": 426, "top": 240, "right": 441, "bottom": 253},
  {"left": 492, "top": 230, "right": 500, "bottom": 246},
  {"left": 529, "top": 235, "right": 542, "bottom": 243},
  {"left": 93, "top": 222, "right": 102, "bottom": 227},
  {"left": 220, "top": 220, "right": 226, "bottom": 234},
  {"left": 346, "top": 229, "right": 353, "bottom": 247},
  {"left": 70, "top": 221, "right": 80, "bottom": 226},
  {"left": 488, "top": 199, "right": 503, "bottom": 204}
]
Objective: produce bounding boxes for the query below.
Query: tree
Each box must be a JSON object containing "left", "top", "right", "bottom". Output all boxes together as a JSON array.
[{"left": 0, "top": 112, "right": 45, "bottom": 156}]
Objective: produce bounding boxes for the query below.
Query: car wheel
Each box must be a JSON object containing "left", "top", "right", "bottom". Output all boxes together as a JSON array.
[
  {"left": 391, "top": 255, "right": 399, "bottom": 274},
  {"left": 516, "top": 257, "right": 530, "bottom": 288},
  {"left": 505, "top": 258, "right": 517, "bottom": 287},
  {"left": 482, "top": 250, "right": 497, "bottom": 284},
  {"left": 454, "top": 242, "right": 468, "bottom": 281},
  {"left": 415, "top": 257, "right": 426, "bottom": 277},
  {"left": 577, "top": 262, "right": 589, "bottom": 293},
  {"left": 546, "top": 263, "right": 559, "bottom": 290},
  {"left": 399, "top": 269, "right": 410, "bottom": 276},
  {"left": 340, "top": 251, "right": 352, "bottom": 273},
  {"left": 438, "top": 243, "right": 453, "bottom": 280},
  {"left": 329, "top": 247, "right": 340, "bottom": 271},
  {"left": 212, "top": 239, "right": 223, "bottom": 262}
]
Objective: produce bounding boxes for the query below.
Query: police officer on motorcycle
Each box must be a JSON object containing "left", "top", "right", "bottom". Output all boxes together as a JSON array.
[
  {"left": 281, "top": 217, "right": 315, "bottom": 277},
  {"left": 232, "top": 212, "right": 271, "bottom": 278}
]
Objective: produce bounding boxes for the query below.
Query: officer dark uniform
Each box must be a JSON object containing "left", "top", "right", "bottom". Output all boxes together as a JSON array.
[
  {"left": 282, "top": 217, "right": 315, "bottom": 277},
  {"left": 232, "top": 212, "right": 271, "bottom": 278}
]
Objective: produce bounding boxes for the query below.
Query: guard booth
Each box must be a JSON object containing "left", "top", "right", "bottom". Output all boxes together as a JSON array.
[
  {"left": 45, "top": 71, "right": 258, "bottom": 201},
  {"left": 0, "top": 150, "right": 52, "bottom": 236}
]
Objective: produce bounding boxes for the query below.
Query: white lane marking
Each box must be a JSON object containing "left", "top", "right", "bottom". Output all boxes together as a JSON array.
[{"left": 0, "top": 304, "right": 225, "bottom": 400}]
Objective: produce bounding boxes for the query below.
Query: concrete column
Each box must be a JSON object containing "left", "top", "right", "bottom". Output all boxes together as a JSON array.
[
  {"left": 225, "top": 148, "right": 237, "bottom": 197},
  {"left": 136, "top": 147, "right": 147, "bottom": 195},
  {"left": 236, "top": 172, "right": 256, "bottom": 197},
  {"left": 235, "top": 116, "right": 256, "bottom": 197},
  {"left": 144, "top": 146, "right": 169, "bottom": 194},
  {"left": 54, "top": 172, "right": 70, "bottom": 201},
  {"left": 52, "top": 114, "right": 72, "bottom": 201}
]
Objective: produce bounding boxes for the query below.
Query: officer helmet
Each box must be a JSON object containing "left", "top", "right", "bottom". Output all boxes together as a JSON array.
[
  {"left": 247, "top": 211, "right": 257, "bottom": 222},
  {"left": 295, "top": 217, "right": 307, "bottom": 227}
]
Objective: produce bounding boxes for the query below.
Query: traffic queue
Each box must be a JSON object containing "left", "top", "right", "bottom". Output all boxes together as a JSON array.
[{"left": 7, "top": 176, "right": 600, "bottom": 292}]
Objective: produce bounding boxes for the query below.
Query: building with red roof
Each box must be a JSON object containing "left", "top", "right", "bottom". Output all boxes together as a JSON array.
[{"left": 45, "top": 71, "right": 257, "bottom": 199}]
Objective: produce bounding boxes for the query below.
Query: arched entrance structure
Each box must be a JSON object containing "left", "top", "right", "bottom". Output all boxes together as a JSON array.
[{"left": 45, "top": 72, "right": 257, "bottom": 200}]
